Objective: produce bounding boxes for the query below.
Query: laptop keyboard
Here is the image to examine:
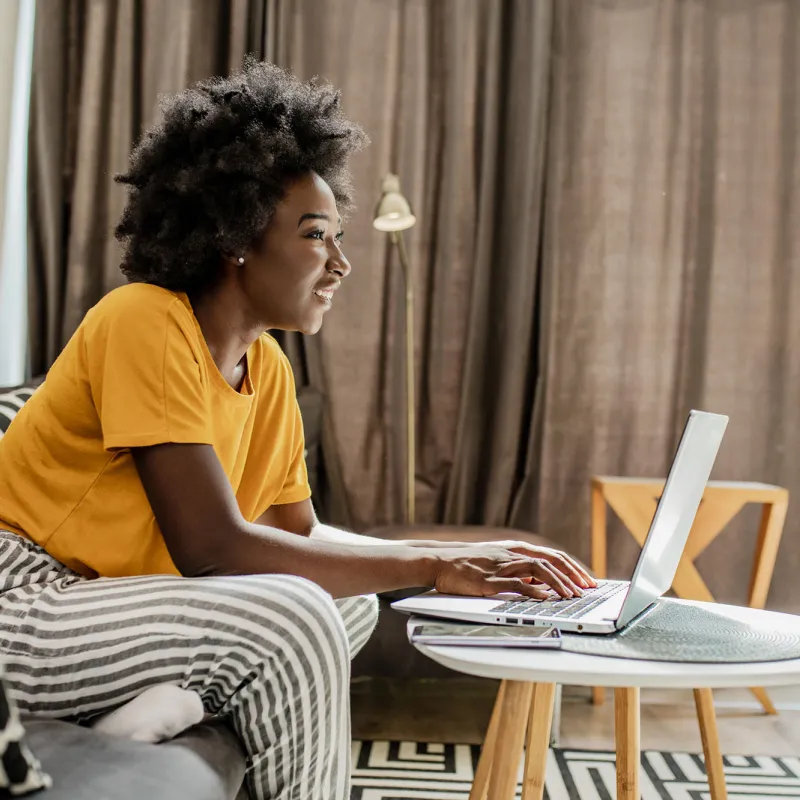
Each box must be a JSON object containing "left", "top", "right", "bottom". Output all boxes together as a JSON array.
[{"left": 491, "top": 581, "right": 628, "bottom": 620}]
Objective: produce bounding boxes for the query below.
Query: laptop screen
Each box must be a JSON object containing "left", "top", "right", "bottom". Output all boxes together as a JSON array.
[{"left": 615, "top": 410, "right": 729, "bottom": 629}]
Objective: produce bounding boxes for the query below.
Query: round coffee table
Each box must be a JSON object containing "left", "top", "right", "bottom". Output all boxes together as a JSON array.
[{"left": 407, "top": 599, "right": 800, "bottom": 800}]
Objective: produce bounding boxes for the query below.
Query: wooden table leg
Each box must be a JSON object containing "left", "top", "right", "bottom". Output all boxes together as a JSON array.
[
  {"left": 549, "top": 683, "right": 562, "bottom": 746},
  {"left": 487, "top": 681, "right": 533, "bottom": 800},
  {"left": 748, "top": 686, "right": 778, "bottom": 715},
  {"left": 591, "top": 482, "right": 608, "bottom": 707},
  {"left": 749, "top": 501, "right": 788, "bottom": 610},
  {"left": 746, "top": 500, "right": 788, "bottom": 714},
  {"left": 521, "top": 683, "right": 556, "bottom": 800},
  {"left": 614, "top": 687, "right": 640, "bottom": 800},
  {"left": 469, "top": 681, "right": 507, "bottom": 800},
  {"left": 694, "top": 689, "right": 728, "bottom": 800}
]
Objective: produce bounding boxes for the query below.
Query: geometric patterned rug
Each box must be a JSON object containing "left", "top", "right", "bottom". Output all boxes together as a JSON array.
[{"left": 351, "top": 740, "right": 800, "bottom": 798}]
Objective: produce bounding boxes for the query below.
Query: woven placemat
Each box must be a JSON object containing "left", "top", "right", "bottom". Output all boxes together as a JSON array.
[{"left": 561, "top": 601, "right": 800, "bottom": 663}]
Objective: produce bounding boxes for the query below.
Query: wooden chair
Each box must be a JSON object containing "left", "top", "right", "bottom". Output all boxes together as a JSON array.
[{"left": 590, "top": 477, "right": 789, "bottom": 712}]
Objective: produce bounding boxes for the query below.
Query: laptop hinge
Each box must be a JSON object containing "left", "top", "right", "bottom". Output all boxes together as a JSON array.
[{"left": 614, "top": 600, "right": 659, "bottom": 632}]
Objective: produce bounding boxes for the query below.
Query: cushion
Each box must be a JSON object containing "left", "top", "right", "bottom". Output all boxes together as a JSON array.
[
  {"left": 0, "top": 380, "right": 42, "bottom": 439},
  {"left": 0, "top": 671, "right": 52, "bottom": 795}
]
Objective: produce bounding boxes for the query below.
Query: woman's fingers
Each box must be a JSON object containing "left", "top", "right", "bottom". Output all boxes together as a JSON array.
[
  {"left": 496, "top": 559, "right": 538, "bottom": 578},
  {"left": 487, "top": 578, "right": 551, "bottom": 599},
  {"left": 498, "top": 559, "right": 580, "bottom": 598},
  {"left": 543, "top": 555, "right": 591, "bottom": 589},
  {"left": 500, "top": 542, "right": 597, "bottom": 590},
  {"left": 544, "top": 552, "right": 596, "bottom": 589},
  {"left": 530, "top": 561, "right": 582, "bottom": 597}
]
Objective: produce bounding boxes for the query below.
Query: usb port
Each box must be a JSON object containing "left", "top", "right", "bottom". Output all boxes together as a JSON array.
[{"left": 523, "top": 619, "right": 536, "bottom": 626}]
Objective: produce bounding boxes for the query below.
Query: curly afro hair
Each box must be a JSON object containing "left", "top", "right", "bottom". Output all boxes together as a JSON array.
[{"left": 114, "top": 59, "right": 368, "bottom": 294}]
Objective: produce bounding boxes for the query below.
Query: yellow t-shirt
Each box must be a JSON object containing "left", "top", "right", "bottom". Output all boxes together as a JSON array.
[{"left": 0, "top": 283, "right": 311, "bottom": 578}]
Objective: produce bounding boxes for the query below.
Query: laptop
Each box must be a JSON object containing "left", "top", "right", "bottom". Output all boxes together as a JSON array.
[{"left": 392, "top": 410, "right": 729, "bottom": 635}]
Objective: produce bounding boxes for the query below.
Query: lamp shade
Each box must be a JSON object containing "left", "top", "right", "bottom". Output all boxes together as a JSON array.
[{"left": 373, "top": 173, "right": 416, "bottom": 232}]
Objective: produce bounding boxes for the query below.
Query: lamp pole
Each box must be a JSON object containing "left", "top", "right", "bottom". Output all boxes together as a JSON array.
[
  {"left": 373, "top": 174, "right": 417, "bottom": 525},
  {"left": 392, "top": 230, "right": 415, "bottom": 525}
]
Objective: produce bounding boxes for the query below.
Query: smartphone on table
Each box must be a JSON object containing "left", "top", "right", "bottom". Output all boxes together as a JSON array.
[{"left": 411, "top": 621, "right": 562, "bottom": 648}]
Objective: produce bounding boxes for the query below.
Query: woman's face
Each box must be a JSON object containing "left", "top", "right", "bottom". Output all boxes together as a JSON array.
[{"left": 241, "top": 171, "right": 351, "bottom": 335}]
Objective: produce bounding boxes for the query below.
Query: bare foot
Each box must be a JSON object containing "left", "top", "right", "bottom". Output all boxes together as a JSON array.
[{"left": 92, "top": 684, "right": 204, "bottom": 743}]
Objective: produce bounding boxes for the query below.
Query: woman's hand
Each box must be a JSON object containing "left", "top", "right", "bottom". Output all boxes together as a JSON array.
[
  {"left": 488, "top": 541, "right": 597, "bottom": 590},
  {"left": 431, "top": 546, "right": 587, "bottom": 599}
]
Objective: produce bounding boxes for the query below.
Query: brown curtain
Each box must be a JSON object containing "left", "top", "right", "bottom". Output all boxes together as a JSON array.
[
  {"left": 27, "top": 0, "right": 800, "bottom": 610},
  {"left": 264, "top": 0, "right": 554, "bottom": 529},
  {"left": 513, "top": 0, "right": 800, "bottom": 612}
]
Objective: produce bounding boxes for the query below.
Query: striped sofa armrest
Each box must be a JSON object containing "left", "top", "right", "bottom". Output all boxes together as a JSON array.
[
  {"left": 0, "top": 381, "right": 43, "bottom": 440},
  {"left": 0, "top": 666, "right": 52, "bottom": 795}
]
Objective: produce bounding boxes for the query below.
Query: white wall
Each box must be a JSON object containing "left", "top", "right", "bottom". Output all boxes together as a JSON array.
[
  {"left": 0, "top": 1, "right": 21, "bottom": 283},
  {"left": 0, "top": 0, "right": 35, "bottom": 386}
]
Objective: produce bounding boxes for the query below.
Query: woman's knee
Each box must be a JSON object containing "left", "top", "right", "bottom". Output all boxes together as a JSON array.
[
  {"left": 199, "top": 573, "right": 351, "bottom": 665},
  {"left": 335, "top": 593, "right": 380, "bottom": 658}
]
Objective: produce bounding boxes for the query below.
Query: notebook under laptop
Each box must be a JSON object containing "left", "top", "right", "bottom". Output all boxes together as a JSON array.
[{"left": 392, "top": 410, "right": 729, "bottom": 635}]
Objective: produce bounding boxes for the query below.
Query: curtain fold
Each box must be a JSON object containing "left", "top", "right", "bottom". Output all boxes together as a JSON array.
[{"left": 445, "top": 0, "right": 554, "bottom": 527}]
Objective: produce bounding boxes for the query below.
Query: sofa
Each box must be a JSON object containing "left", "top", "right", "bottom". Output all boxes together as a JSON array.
[{"left": 18, "top": 717, "right": 247, "bottom": 800}]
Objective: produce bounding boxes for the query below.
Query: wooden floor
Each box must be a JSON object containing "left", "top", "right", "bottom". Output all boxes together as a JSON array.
[{"left": 351, "top": 677, "right": 800, "bottom": 755}]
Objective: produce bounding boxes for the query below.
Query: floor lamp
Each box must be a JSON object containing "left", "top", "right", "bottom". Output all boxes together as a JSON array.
[{"left": 373, "top": 174, "right": 417, "bottom": 524}]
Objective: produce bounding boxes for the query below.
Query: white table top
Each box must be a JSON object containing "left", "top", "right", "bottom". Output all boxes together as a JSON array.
[{"left": 407, "top": 599, "right": 800, "bottom": 689}]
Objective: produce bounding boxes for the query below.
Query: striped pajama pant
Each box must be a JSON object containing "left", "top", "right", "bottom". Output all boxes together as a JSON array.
[{"left": 0, "top": 531, "right": 379, "bottom": 800}]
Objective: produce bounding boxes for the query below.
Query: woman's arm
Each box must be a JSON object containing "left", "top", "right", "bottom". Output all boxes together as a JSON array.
[
  {"left": 133, "top": 443, "right": 437, "bottom": 597},
  {"left": 313, "top": 523, "right": 439, "bottom": 547},
  {"left": 260, "top": 502, "right": 594, "bottom": 590},
  {"left": 133, "top": 443, "right": 582, "bottom": 599},
  {"left": 257, "top": 501, "right": 437, "bottom": 547}
]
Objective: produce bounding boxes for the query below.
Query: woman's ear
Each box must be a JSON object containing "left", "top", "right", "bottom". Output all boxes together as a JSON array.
[{"left": 222, "top": 253, "right": 246, "bottom": 267}]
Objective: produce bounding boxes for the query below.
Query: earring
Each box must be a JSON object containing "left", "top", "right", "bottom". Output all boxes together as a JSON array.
[{"left": 237, "top": 257, "right": 244, "bottom": 264}]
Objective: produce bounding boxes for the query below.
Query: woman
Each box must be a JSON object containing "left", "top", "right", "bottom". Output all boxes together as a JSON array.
[{"left": 0, "top": 61, "right": 593, "bottom": 800}]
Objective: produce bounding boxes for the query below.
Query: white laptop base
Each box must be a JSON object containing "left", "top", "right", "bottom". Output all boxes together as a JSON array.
[
  {"left": 392, "top": 410, "right": 729, "bottom": 636},
  {"left": 395, "top": 579, "right": 630, "bottom": 634}
]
